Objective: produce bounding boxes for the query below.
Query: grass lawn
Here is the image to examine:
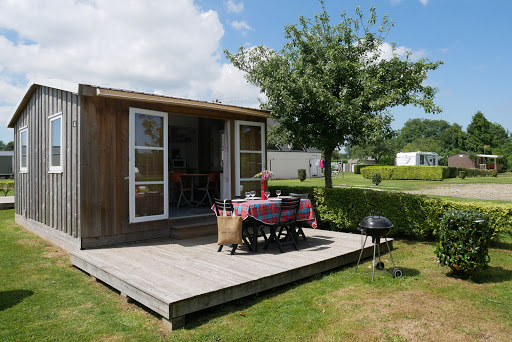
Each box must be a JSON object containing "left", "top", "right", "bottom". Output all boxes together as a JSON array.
[{"left": 1, "top": 208, "right": 511, "bottom": 341}]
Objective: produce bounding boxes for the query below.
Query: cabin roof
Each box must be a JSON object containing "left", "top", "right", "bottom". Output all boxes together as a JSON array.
[{"left": 8, "top": 77, "right": 270, "bottom": 128}]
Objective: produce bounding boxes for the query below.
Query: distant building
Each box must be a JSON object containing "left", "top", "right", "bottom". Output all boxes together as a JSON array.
[
  {"left": 0, "top": 151, "right": 14, "bottom": 178},
  {"left": 268, "top": 145, "right": 321, "bottom": 179},
  {"left": 396, "top": 151, "right": 439, "bottom": 166},
  {"left": 448, "top": 153, "right": 503, "bottom": 171}
]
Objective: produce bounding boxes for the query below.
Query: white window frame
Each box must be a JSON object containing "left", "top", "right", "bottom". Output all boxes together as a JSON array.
[
  {"left": 129, "top": 107, "right": 169, "bottom": 223},
  {"left": 49, "top": 112, "right": 63, "bottom": 173},
  {"left": 19, "top": 126, "right": 28, "bottom": 173},
  {"left": 234, "top": 120, "right": 266, "bottom": 196}
]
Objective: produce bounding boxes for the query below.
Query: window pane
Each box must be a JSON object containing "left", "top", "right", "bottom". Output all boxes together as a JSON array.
[
  {"left": 240, "top": 153, "right": 262, "bottom": 178},
  {"left": 21, "top": 130, "right": 27, "bottom": 168},
  {"left": 239, "top": 125, "right": 261, "bottom": 151},
  {"left": 135, "top": 149, "right": 164, "bottom": 181},
  {"left": 240, "top": 180, "right": 260, "bottom": 194},
  {"left": 135, "top": 184, "right": 164, "bottom": 217},
  {"left": 51, "top": 118, "right": 61, "bottom": 167},
  {"left": 135, "top": 114, "right": 163, "bottom": 147}
]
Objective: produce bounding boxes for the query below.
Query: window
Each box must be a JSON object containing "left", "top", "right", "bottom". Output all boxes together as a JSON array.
[
  {"left": 19, "top": 127, "right": 28, "bottom": 173},
  {"left": 235, "top": 121, "right": 265, "bottom": 196},
  {"left": 49, "top": 113, "right": 63, "bottom": 172},
  {"left": 129, "top": 108, "right": 168, "bottom": 223}
]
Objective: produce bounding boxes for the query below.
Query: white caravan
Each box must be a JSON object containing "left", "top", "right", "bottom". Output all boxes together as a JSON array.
[{"left": 396, "top": 151, "right": 439, "bottom": 166}]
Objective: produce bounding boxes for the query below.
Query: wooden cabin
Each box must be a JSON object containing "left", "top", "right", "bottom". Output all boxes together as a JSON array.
[{"left": 8, "top": 77, "right": 269, "bottom": 249}]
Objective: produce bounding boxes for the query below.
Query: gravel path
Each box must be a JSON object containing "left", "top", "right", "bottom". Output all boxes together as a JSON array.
[{"left": 404, "top": 184, "right": 512, "bottom": 202}]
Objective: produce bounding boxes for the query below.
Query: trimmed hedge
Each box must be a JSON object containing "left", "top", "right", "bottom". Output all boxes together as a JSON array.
[
  {"left": 268, "top": 185, "right": 512, "bottom": 240},
  {"left": 361, "top": 165, "right": 491, "bottom": 181},
  {"left": 354, "top": 164, "right": 382, "bottom": 174}
]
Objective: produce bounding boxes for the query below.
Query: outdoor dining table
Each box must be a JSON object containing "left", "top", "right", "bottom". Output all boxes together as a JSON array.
[{"left": 213, "top": 198, "right": 318, "bottom": 253}]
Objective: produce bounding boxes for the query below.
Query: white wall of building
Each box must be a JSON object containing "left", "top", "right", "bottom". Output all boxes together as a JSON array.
[{"left": 268, "top": 151, "right": 321, "bottom": 179}]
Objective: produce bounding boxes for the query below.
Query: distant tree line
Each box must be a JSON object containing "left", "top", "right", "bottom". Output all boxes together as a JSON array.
[
  {"left": 348, "top": 111, "right": 512, "bottom": 171},
  {"left": 0, "top": 141, "right": 14, "bottom": 151}
]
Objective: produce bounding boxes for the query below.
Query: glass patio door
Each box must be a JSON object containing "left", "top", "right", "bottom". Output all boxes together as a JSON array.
[
  {"left": 235, "top": 120, "right": 265, "bottom": 196},
  {"left": 129, "top": 108, "right": 168, "bottom": 223}
]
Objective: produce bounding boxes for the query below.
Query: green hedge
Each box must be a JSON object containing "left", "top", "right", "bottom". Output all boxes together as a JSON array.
[
  {"left": 361, "top": 165, "right": 445, "bottom": 180},
  {"left": 361, "top": 165, "right": 491, "bottom": 181},
  {"left": 353, "top": 164, "right": 382, "bottom": 174},
  {"left": 268, "top": 185, "right": 512, "bottom": 240}
]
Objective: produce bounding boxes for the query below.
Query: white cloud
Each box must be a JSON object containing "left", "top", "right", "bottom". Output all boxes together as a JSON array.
[
  {"left": 391, "top": 0, "right": 429, "bottom": 6},
  {"left": 378, "top": 42, "right": 427, "bottom": 61},
  {"left": 225, "top": 0, "right": 244, "bottom": 14},
  {"left": 0, "top": 0, "right": 241, "bottom": 133},
  {"left": 231, "top": 20, "right": 252, "bottom": 32},
  {"left": 211, "top": 63, "right": 263, "bottom": 108}
]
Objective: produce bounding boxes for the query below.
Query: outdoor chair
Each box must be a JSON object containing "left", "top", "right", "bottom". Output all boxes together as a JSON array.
[
  {"left": 289, "top": 193, "right": 309, "bottom": 241},
  {"left": 214, "top": 198, "right": 253, "bottom": 254},
  {"left": 263, "top": 197, "right": 300, "bottom": 253},
  {"left": 332, "top": 163, "right": 342, "bottom": 178}
]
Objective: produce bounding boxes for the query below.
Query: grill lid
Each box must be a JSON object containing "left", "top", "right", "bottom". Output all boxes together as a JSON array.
[{"left": 359, "top": 213, "right": 394, "bottom": 229}]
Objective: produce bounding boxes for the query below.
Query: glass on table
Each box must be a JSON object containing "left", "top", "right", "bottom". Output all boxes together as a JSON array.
[
  {"left": 245, "top": 192, "right": 251, "bottom": 199},
  {"left": 250, "top": 190, "right": 256, "bottom": 199},
  {"left": 276, "top": 190, "right": 281, "bottom": 198},
  {"left": 264, "top": 191, "right": 270, "bottom": 199}
]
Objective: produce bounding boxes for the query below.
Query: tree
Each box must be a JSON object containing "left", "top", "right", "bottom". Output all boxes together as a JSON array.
[
  {"left": 399, "top": 118, "right": 451, "bottom": 146},
  {"left": 226, "top": 1, "right": 443, "bottom": 187},
  {"left": 466, "top": 111, "right": 491, "bottom": 153},
  {"left": 350, "top": 132, "right": 399, "bottom": 164},
  {"left": 2, "top": 141, "right": 14, "bottom": 151}
]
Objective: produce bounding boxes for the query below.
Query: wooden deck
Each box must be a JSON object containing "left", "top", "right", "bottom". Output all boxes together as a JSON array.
[{"left": 70, "top": 229, "right": 392, "bottom": 330}]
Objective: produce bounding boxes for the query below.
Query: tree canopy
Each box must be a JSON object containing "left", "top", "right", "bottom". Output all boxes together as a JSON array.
[{"left": 226, "top": 1, "right": 443, "bottom": 187}]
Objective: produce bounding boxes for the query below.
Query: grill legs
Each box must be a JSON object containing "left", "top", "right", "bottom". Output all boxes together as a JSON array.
[{"left": 355, "top": 234, "right": 401, "bottom": 281}]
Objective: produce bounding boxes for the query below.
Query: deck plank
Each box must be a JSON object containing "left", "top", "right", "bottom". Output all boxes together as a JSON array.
[{"left": 70, "top": 229, "right": 393, "bottom": 321}]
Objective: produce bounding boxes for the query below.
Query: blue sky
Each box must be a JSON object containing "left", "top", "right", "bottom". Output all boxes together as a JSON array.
[{"left": 0, "top": 0, "right": 511, "bottom": 144}]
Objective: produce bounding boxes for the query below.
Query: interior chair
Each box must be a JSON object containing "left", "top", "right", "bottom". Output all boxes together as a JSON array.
[
  {"left": 263, "top": 197, "right": 301, "bottom": 253},
  {"left": 176, "top": 173, "right": 193, "bottom": 208},
  {"left": 195, "top": 174, "right": 213, "bottom": 207},
  {"left": 214, "top": 198, "right": 253, "bottom": 254}
]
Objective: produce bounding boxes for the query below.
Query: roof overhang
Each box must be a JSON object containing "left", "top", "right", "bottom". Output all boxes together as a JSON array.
[
  {"left": 8, "top": 77, "right": 79, "bottom": 128},
  {"left": 8, "top": 77, "right": 270, "bottom": 128},
  {"left": 477, "top": 154, "right": 503, "bottom": 159}
]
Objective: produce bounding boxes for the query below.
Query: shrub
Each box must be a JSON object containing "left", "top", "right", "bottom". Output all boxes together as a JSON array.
[
  {"left": 371, "top": 173, "right": 382, "bottom": 186},
  {"left": 0, "top": 180, "right": 14, "bottom": 196},
  {"left": 435, "top": 210, "right": 492, "bottom": 274},
  {"left": 354, "top": 164, "right": 375, "bottom": 174},
  {"left": 297, "top": 169, "right": 306, "bottom": 182},
  {"left": 268, "top": 185, "right": 512, "bottom": 240},
  {"left": 361, "top": 166, "right": 445, "bottom": 181},
  {"left": 458, "top": 171, "right": 466, "bottom": 179},
  {"left": 492, "top": 170, "right": 498, "bottom": 177}
]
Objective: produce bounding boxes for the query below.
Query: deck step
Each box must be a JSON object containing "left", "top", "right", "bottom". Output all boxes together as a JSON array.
[{"left": 169, "top": 214, "right": 218, "bottom": 239}]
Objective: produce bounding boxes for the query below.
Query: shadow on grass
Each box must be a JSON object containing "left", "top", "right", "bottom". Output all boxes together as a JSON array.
[
  {"left": 446, "top": 266, "right": 512, "bottom": 284},
  {"left": 0, "top": 290, "right": 34, "bottom": 311},
  {"left": 490, "top": 240, "right": 512, "bottom": 251}
]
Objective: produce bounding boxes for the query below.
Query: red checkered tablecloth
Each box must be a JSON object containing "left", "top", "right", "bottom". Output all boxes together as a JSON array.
[{"left": 214, "top": 199, "right": 317, "bottom": 228}]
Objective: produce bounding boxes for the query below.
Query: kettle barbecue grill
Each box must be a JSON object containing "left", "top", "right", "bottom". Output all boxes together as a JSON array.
[{"left": 355, "top": 212, "right": 402, "bottom": 281}]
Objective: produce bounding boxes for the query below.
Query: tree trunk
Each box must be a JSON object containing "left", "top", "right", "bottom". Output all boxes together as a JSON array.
[{"left": 324, "top": 148, "right": 333, "bottom": 188}]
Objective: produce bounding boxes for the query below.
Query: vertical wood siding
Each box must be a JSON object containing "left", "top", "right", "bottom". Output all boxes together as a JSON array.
[{"left": 14, "top": 86, "right": 81, "bottom": 238}]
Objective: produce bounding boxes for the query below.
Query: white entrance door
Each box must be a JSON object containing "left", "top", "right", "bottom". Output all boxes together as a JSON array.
[
  {"left": 235, "top": 121, "right": 265, "bottom": 196},
  {"left": 129, "top": 107, "right": 169, "bottom": 223}
]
